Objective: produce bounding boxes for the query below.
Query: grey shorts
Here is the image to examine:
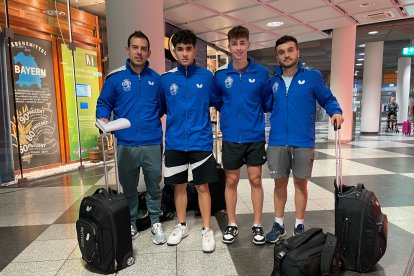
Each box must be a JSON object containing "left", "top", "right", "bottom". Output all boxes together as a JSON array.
[{"left": 266, "top": 146, "right": 315, "bottom": 180}]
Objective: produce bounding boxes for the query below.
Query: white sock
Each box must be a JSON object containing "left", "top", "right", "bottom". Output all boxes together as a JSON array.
[
  {"left": 228, "top": 222, "right": 237, "bottom": 227},
  {"left": 275, "top": 217, "right": 284, "bottom": 227},
  {"left": 253, "top": 223, "right": 261, "bottom": 227},
  {"left": 295, "top": 218, "right": 304, "bottom": 228}
]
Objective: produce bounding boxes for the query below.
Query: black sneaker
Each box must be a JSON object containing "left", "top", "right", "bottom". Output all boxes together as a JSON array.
[
  {"left": 293, "top": 224, "right": 305, "bottom": 236},
  {"left": 222, "top": 225, "right": 238, "bottom": 244},
  {"left": 252, "top": 226, "right": 265, "bottom": 245}
]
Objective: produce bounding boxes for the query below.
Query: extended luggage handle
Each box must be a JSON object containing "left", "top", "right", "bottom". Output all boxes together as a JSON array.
[
  {"left": 334, "top": 120, "right": 343, "bottom": 193},
  {"left": 100, "top": 133, "right": 121, "bottom": 192},
  {"left": 212, "top": 108, "right": 222, "bottom": 167}
]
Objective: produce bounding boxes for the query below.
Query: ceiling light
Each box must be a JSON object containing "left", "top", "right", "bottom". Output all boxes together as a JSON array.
[
  {"left": 266, "top": 21, "right": 284, "bottom": 27},
  {"left": 359, "top": 44, "right": 365, "bottom": 48},
  {"left": 359, "top": 53, "right": 365, "bottom": 56},
  {"left": 360, "top": 2, "right": 375, "bottom": 8},
  {"left": 357, "top": 58, "right": 364, "bottom": 61},
  {"left": 356, "top": 63, "right": 363, "bottom": 66},
  {"left": 368, "top": 31, "right": 378, "bottom": 35},
  {"left": 44, "top": 10, "right": 65, "bottom": 16}
]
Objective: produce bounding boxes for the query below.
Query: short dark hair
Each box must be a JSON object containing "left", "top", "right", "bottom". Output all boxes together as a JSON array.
[
  {"left": 171, "top": 30, "right": 197, "bottom": 47},
  {"left": 127, "top": 31, "right": 150, "bottom": 49},
  {"left": 275, "top": 35, "right": 298, "bottom": 49},
  {"left": 227, "top": 26, "right": 249, "bottom": 41}
]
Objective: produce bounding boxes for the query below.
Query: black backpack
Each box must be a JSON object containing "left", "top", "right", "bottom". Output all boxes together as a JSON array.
[{"left": 271, "top": 228, "right": 339, "bottom": 276}]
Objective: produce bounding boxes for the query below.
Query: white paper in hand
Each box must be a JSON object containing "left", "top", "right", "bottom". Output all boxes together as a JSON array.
[{"left": 96, "top": 118, "right": 131, "bottom": 133}]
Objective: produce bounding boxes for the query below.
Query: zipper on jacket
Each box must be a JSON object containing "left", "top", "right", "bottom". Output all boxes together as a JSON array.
[
  {"left": 137, "top": 74, "right": 141, "bottom": 146},
  {"left": 285, "top": 79, "right": 289, "bottom": 145},
  {"left": 185, "top": 69, "right": 188, "bottom": 150},
  {"left": 239, "top": 73, "right": 242, "bottom": 142}
]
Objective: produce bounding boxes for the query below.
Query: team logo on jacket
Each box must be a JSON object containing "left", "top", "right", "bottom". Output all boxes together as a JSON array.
[
  {"left": 225, "top": 76, "right": 233, "bottom": 88},
  {"left": 148, "top": 81, "right": 154, "bottom": 86},
  {"left": 122, "top": 79, "right": 131, "bottom": 91},
  {"left": 298, "top": 80, "right": 306, "bottom": 85},
  {"left": 249, "top": 78, "right": 255, "bottom": 83},
  {"left": 170, "top": 83, "right": 178, "bottom": 95},
  {"left": 196, "top": 83, "right": 203, "bottom": 88},
  {"left": 272, "top": 82, "right": 279, "bottom": 93}
]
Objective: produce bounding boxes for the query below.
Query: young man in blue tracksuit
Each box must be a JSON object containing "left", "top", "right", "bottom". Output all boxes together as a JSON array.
[
  {"left": 160, "top": 30, "right": 219, "bottom": 253},
  {"left": 96, "top": 31, "right": 166, "bottom": 244},
  {"left": 213, "top": 26, "right": 273, "bottom": 246},
  {"left": 265, "top": 35, "right": 344, "bottom": 243}
]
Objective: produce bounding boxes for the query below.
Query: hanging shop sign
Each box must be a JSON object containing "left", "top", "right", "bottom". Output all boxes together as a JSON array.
[
  {"left": 9, "top": 34, "right": 61, "bottom": 169},
  {"left": 61, "top": 45, "right": 100, "bottom": 161}
]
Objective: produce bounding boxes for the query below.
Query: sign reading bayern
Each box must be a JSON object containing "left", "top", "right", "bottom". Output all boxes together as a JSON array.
[{"left": 9, "top": 35, "right": 61, "bottom": 169}]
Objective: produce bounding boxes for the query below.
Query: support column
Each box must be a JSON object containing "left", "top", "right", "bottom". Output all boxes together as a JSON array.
[
  {"left": 360, "top": 41, "right": 384, "bottom": 134},
  {"left": 396, "top": 57, "right": 411, "bottom": 123},
  {"left": 328, "top": 25, "right": 356, "bottom": 141},
  {"left": 105, "top": 0, "right": 165, "bottom": 74}
]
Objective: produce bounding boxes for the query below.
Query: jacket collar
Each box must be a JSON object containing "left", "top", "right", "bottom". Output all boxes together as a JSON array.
[
  {"left": 274, "top": 61, "right": 303, "bottom": 77},
  {"left": 227, "top": 58, "right": 255, "bottom": 74},
  {"left": 177, "top": 61, "right": 197, "bottom": 76},
  {"left": 125, "top": 59, "right": 151, "bottom": 76}
]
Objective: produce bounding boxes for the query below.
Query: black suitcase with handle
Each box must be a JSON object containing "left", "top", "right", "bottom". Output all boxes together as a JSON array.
[
  {"left": 76, "top": 129, "right": 134, "bottom": 274},
  {"left": 333, "top": 122, "right": 388, "bottom": 273}
]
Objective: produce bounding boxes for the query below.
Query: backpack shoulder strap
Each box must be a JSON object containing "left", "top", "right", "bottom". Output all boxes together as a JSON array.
[{"left": 321, "top": 232, "right": 338, "bottom": 275}]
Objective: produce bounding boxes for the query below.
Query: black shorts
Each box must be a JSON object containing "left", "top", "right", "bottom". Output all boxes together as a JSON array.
[
  {"left": 222, "top": 141, "right": 267, "bottom": 170},
  {"left": 164, "top": 150, "right": 218, "bottom": 185}
]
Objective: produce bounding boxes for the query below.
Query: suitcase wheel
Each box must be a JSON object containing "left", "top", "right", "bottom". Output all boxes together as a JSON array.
[{"left": 127, "top": 256, "right": 135, "bottom": 266}]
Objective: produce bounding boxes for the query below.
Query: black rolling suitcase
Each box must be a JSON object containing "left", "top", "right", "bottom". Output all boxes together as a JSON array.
[
  {"left": 76, "top": 131, "right": 134, "bottom": 274},
  {"left": 333, "top": 122, "right": 388, "bottom": 273}
]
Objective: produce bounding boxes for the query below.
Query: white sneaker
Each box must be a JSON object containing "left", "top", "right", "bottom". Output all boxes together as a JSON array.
[
  {"left": 131, "top": 225, "right": 139, "bottom": 240},
  {"left": 151, "top": 223, "right": 166, "bottom": 245},
  {"left": 202, "top": 227, "right": 215, "bottom": 253},
  {"left": 167, "top": 224, "right": 189, "bottom": 245}
]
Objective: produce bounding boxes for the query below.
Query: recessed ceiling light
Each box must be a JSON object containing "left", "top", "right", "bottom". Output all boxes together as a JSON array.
[
  {"left": 266, "top": 21, "right": 284, "bottom": 27},
  {"left": 356, "top": 63, "right": 363, "bottom": 66},
  {"left": 44, "top": 10, "right": 65, "bottom": 16},
  {"left": 359, "top": 44, "right": 365, "bottom": 48},
  {"left": 359, "top": 53, "right": 365, "bottom": 56},
  {"left": 357, "top": 58, "right": 364, "bottom": 61},
  {"left": 368, "top": 31, "right": 378, "bottom": 35},
  {"left": 360, "top": 2, "right": 375, "bottom": 8}
]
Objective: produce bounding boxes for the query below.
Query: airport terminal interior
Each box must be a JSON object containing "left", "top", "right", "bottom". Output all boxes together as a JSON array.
[
  {"left": 1, "top": 0, "right": 414, "bottom": 275},
  {"left": 1, "top": 124, "right": 414, "bottom": 275}
]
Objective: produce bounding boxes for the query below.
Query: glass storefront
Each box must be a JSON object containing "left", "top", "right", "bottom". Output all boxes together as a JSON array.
[{"left": 0, "top": 0, "right": 102, "bottom": 183}]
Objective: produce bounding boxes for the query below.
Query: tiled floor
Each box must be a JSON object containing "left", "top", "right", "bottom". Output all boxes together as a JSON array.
[{"left": 1, "top": 123, "right": 414, "bottom": 275}]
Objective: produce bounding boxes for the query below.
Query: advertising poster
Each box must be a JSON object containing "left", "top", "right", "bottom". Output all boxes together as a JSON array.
[
  {"left": 61, "top": 45, "right": 100, "bottom": 161},
  {"left": 9, "top": 34, "right": 61, "bottom": 169}
]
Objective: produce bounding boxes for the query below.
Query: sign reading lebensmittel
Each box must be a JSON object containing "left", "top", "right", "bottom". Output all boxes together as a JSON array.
[{"left": 402, "top": 46, "right": 414, "bottom": 56}]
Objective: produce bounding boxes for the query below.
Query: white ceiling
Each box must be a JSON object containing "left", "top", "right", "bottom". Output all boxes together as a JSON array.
[
  {"left": 59, "top": 0, "right": 414, "bottom": 76},
  {"left": 162, "top": 0, "right": 414, "bottom": 51},
  {"left": 62, "top": 0, "right": 414, "bottom": 49}
]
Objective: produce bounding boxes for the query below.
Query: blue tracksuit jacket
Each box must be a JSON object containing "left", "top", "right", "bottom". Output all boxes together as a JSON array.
[
  {"left": 213, "top": 59, "right": 272, "bottom": 143},
  {"left": 160, "top": 62, "right": 220, "bottom": 151},
  {"left": 268, "top": 62, "right": 342, "bottom": 148},
  {"left": 96, "top": 60, "right": 162, "bottom": 146}
]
